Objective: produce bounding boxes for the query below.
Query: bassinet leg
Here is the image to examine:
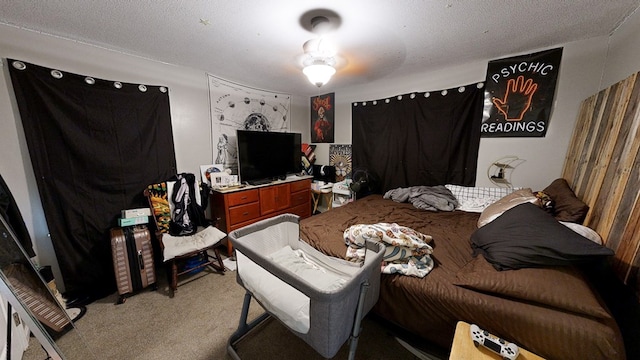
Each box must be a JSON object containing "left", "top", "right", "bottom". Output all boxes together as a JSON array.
[
  {"left": 348, "top": 281, "right": 370, "bottom": 360},
  {"left": 227, "top": 291, "right": 270, "bottom": 360}
]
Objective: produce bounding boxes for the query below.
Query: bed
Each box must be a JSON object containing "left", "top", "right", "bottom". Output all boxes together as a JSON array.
[{"left": 298, "top": 182, "right": 626, "bottom": 360}]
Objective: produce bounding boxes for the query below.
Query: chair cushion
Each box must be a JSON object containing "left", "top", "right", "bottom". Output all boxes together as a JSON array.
[{"left": 161, "top": 226, "right": 226, "bottom": 261}]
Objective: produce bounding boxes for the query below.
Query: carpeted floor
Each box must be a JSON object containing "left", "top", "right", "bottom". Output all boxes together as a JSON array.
[{"left": 22, "top": 260, "right": 439, "bottom": 359}]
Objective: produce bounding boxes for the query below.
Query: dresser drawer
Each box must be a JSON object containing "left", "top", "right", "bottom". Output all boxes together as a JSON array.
[
  {"left": 290, "top": 203, "right": 311, "bottom": 219},
  {"left": 290, "top": 190, "right": 309, "bottom": 207},
  {"left": 228, "top": 203, "right": 260, "bottom": 225},
  {"left": 227, "top": 189, "right": 259, "bottom": 207},
  {"left": 290, "top": 179, "right": 311, "bottom": 193}
]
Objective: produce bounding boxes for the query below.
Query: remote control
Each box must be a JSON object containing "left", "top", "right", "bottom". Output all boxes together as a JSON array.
[{"left": 469, "top": 324, "right": 519, "bottom": 360}]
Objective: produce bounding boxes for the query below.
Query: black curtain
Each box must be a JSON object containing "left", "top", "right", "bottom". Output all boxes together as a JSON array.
[
  {"left": 8, "top": 59, "right": 177, "bottom": 300},
  {"left": 352, "top": 84, "right": 484, "bottom": 193},
  {"left": 0, "top": 173, "right": 36, "bottom": 259}
]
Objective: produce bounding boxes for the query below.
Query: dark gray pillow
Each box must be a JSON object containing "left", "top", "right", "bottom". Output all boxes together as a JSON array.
[
  {"left": 471, "top": 202, "right": 614, "bottom": 270},
  {"left": 543, "top": 178, "right": 589, "bottom": 223}
]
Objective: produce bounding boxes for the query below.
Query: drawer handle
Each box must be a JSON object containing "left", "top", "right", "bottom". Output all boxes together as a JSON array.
[
  {"left": 243, "top": 212, "right": 249, "bottom": 216},
  {"left": 241, "top": 196, "right": 247, "bottom": 200}
]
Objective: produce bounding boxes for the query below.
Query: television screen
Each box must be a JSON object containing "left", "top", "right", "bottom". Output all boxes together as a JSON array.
[{"left": 236, "top": 130, "right": 302, "bottom": 185}]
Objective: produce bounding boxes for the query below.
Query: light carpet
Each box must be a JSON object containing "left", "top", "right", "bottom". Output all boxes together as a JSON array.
[{"left": 22, "top": 263, "right": 433, "bottom": 359}]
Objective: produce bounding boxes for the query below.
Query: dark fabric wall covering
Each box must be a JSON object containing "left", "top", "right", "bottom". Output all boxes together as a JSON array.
[
  {"left": 352, "top": 84, "right": 483, "bottom": 192},
  {"left": 0, "top": 173, "right": 36, "bottom": 260},
  {"left": 8, "top": 59, "right": 177, "bottom": 300}
]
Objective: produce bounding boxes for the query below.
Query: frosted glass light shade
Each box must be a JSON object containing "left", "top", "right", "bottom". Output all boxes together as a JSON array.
[{"left": 303, "top": 64, "right": 336, "bottom": 87}]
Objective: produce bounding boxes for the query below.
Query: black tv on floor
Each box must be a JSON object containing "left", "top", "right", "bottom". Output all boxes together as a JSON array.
[{"left": 236, "top": 130, "right": 302, "bottom": 185}]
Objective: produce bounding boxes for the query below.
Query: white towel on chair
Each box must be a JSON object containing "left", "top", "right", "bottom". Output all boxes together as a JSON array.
[{"left": 162, "top": 226, "right": 226, "bottom": 261}]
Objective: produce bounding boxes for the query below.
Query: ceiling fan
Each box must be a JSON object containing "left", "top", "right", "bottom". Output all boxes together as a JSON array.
[{"left": 299, "top": 11, "right": 342, "bottom": 87}]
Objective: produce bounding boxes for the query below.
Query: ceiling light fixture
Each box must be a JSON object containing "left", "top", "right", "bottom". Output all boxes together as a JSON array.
[
  {"left": 302, "top": 16, "right": 337, "bottom": 87},
  {"left": 303, "top": 58, "right": 336, "bottom": 87}
]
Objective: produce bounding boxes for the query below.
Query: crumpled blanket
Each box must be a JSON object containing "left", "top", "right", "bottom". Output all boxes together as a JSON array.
[
  {"left": 344, "top": 223, "right": 435, "bottom": 277},
  {"left": 384, "top": 185, "right": 458, "bottom": 211}
]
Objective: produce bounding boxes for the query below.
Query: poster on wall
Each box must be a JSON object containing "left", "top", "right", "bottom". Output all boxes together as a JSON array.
[
  {"left": 207, "top": 74, "right": 291, "bottom": 173},
  {"left": 481, "top": 47, "right": 563, "bottom": 137},
  {"left": 329, "top": 144, "right": 352, "bottom": 181},
  {"left": 310, "top": 92, "right": 335, "bottom": 143}
]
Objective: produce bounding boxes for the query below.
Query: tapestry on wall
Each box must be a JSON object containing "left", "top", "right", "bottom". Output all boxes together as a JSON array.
[
  {"left": 311, "top": 92, "right": 335, "bottom": 143},
  {"left": 481, "top": 47, "right": 563, "bottom": 138},
  {"left": 329, "top": 145, "right": 352, "bottom": 181},
  {"left": 207, "top": 74, "right": 291, "bottom": 174}
]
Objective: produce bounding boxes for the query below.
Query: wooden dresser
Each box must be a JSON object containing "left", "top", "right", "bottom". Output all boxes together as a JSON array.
[{"left": 210, "top": 177, "right": 312, "bottom": 255}]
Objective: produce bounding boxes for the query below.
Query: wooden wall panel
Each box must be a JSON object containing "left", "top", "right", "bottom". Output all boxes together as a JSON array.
[
  {"left": 563, "top": 94, "right": 597, "bottom": 183},
  {"left": 591, "top": 81, "right": 640, "bottom": 237},
  {"left": 562, "top": 72, "right": 640, "bottom": 296}
]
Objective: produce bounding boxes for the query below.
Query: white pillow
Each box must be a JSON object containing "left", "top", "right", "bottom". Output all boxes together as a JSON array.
[
  {"left": 560, "top": 221, "right": 602, "bottom": 245},
  {"left": 477, "top": 188, "right": 538, "bottom": 228},
  {"left": 161, "top": 226, "right": 226, "bottom": 261},
  {"left": 445, "top": 184, "right": 522, "bottom": 213}
]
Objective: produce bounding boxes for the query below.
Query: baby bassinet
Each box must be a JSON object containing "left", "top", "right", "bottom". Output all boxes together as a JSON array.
[{"left": 227, "top": 214, "right": 385, "bottom": 359}]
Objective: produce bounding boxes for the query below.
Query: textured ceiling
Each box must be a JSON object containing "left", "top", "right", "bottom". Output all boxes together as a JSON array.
[{"left": 1, "top": 1, "right": 639, "bottom": 96}]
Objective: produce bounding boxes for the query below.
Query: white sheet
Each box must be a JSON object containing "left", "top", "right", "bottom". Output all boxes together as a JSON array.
[
  {"left": 237, "top": 245, "right": 348, "bottom": 334},
  {"left": 445, "top": 184, "right": 523, "bottom": 212}
]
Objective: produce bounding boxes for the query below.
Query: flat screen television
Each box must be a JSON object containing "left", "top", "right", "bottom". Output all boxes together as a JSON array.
[{"left": 236, "top": 130, "right": 302, "bottom": 185}]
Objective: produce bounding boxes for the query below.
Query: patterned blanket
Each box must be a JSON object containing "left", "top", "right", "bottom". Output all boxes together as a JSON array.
[
  {"left": 147, "top": 182, "right": 171, "bottom": 233},
  {"left": 344, "top": 223, "right": 435, "bottom": 277}
]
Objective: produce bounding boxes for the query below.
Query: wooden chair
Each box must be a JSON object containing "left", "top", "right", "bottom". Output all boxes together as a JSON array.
[{"left": 144, "top": 180, "right": 225, "bottom": 298}]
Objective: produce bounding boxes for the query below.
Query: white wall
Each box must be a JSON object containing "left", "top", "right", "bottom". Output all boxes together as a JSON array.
[{"left": 601, "top": 7, "right": 640, "bottom": 88}]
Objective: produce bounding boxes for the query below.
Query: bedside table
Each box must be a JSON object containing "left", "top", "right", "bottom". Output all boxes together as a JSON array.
[
  {"left": 449, "top": 321, "right": 545, "bottom": 359},
  {"left": 331, "top": 180, "right": 354, "bottom": 208},
  {"left": 311, "top": 188, "right": 332, "bottom": 214}
]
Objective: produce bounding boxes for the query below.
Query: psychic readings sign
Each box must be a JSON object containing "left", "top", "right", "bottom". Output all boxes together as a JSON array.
[{"left": 481, "top": 47, "right": 563, "bottom": 137}]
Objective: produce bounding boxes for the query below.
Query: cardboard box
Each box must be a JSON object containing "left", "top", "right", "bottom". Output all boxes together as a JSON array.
[
  {"left": 118, "top": 216, "right": 149, "bottom": 227},
  {"left": 121, "top": 208, "right": 152, "bottom": 218}
]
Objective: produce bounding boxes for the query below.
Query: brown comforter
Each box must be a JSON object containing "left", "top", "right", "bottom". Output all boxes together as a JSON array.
[{"left": 299, "top": 195, "right": 625, "bottom": 360}]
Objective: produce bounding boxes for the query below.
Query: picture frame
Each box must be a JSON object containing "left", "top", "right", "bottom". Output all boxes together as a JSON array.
[
  {"left": 222, "top": 175, "right": 238, "bottom": 186},
  {"left": 211, "top": 173, "right": 227, "bottom": 187},
  {"left": 200, "top": 164, "right": 225, "bottom": 186},
  {"left": 211, "top": 174, "right": 239, "bottom": 189}
]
